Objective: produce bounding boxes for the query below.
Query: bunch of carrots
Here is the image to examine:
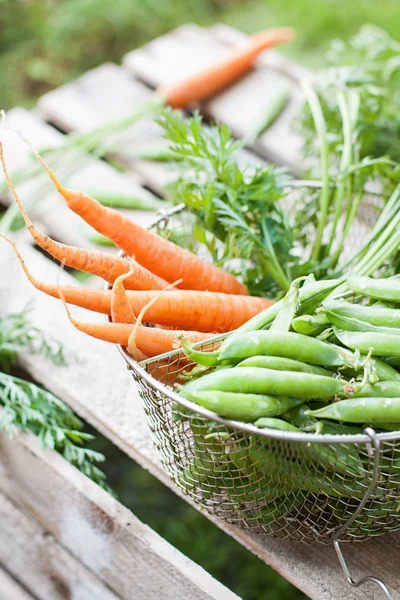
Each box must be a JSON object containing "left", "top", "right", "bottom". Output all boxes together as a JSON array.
[{"left": 0, "top": 28, "right": 295, "bottom": 364}]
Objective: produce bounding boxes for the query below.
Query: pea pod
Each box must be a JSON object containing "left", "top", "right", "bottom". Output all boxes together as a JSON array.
[
  {"left": 347, "top": 274, "right": 400, "bottom": 303},
  {"left": 284, "top": 404, "right": 319, "bottom": 432},
  {"left": 325, "top": 310, "right": 400, "bottom": 336},
  {"left": 334, "top": 328, "right": 400, "bottom": 356},
  {"left": 270, "top": 277, "right": 303, "bottom": 332},
  {"left": 237, "top": 355, "right": 333, "bottom": 377},
  {"left": 309, "top": 397, "right": 400, "bottom": 423},
  {"left": 180, "top": 389, "right": 305, "bottom": 421},
  {"left": 254, "top": 417, "right": 300, "bottom": 432},
  {"left": 182, "top": 367, "right": 349, "bottom": 398},
  {"left": 291, "top": 313, "right": 329, "bottom": 336},
  {"left": 219, "top": 330, "right": 355, "bottom": 368},
  {"left": 323, "top": 298, "right": 400, "bottom": 328},
  {"left": 370, "top": 357, "right": 400, "bottom": 381},
  {"left": 353, "top": 381, "right": 400, "bottom": 397},
  {"left": 218, "top": 278, "right": 345, "bottom": 352}
]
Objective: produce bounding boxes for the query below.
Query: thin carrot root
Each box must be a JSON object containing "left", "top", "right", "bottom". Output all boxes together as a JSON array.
[{"left": 111, "top": 260, "right": 137, "bottom": 325}]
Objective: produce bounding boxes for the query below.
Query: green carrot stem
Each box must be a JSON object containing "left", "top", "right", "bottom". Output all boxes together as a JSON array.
[{"left": 302, "top": 81, "right": 330, "bottom": 263}]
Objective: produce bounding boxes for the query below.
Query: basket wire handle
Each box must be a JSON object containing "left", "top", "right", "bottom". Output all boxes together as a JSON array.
[{"left": 333, "top": 428, "right": 393, "bottom": 600}]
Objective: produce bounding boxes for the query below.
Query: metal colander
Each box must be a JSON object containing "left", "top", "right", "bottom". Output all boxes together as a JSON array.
[{"left": 118, "top": 204, "right": 400, "bottom": 546}]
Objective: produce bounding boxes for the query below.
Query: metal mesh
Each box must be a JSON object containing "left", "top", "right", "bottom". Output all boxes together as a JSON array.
[{"left": 120, "top": 202, "right": 400, "bottom": 544}]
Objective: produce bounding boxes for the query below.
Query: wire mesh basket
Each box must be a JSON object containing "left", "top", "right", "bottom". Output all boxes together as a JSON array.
[{"left": 118, "top": 204, "right": 400, "bottom": 548}]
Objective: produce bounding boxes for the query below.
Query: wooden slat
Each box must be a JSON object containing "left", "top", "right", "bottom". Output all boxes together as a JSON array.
[
  {"left": 0, "top": 427, "right": 239, "bottom": 600},
  {"left": 122, "top": 24, "right": 303, "bottom": 170},
  {"left": 0, "top": 492, "right": 119, "bottom": 600},
  {"left": 1, "top": 108, "right": 159, "bottom": 247},
  {"left": 36, "top": 63, "right": 264, "bottom": 196},
  {"left": 0, "top": 567, "right": 35, "bottom": 600},
  {"left": 1, "top": 236, "right": 399, "bottom": 600}
]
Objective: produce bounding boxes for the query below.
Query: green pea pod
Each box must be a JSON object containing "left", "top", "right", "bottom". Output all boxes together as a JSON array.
[
  {"left": 254, "top": 417, "right": 300, "bottom": 432},
  {"left": 353, "top": 381, "right": 400, "bottom": 397},
  {"left": 326, "top": 310, "right": 400, "bottom": 336},
  {"left": 372, "top": 422, "right": 400, "bottom": 431},
  {"left": 370, "top": 357, "right": 400, "bottom": 381},
  {"left": 180, "top": 389, "right": 305, "bottom": 421},
  {"left": 247, "top": 80, "right": 290, "bottom": 141},
  {"left": 292, "top": 314, "right": 329, "bottom": 336},
  {"left": 237, "top": 355, "right": 333, "bottom": 377},
  {"left": 244, "top": 494, "right": 304, "bottom": 525},
  {"left": 347, "top": 274, "right": 400, "bottom": 303},
  {"left": 334, "top": 328, "right": 400, "bottom": 356},
  {"left": 182, "top": 367, "right": 349, "bottom": 399},
  {"left": 323, "top": 298, "right": 400, "bottom": 328},
  {"left": 384, "top": 356, "right": 400, "bottom": 370},
  {"left": 270, "top": 277, "right": 302, "bottom": 332},
  {"left": 284, "top": 404, "right": 319, "bottom": 432},
  {"left": 218, "top": 278, "right": 345, "bottom": 354},
  {"left": 219, "top": 330, "right": 354, "bottom": 367},
  {"left": 87, "top": 191, "right": 163, "bottom": 210},
  {"left": 309, "top": 397, "right": 400, "bottom": 423},
  {"left": 179, "top": 337, "right": 221, "bottom": 367}
]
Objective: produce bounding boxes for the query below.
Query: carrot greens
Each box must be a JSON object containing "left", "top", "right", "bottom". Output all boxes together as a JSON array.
[{"left": 0, "top": 308, "right": 113, "bottom": 494}]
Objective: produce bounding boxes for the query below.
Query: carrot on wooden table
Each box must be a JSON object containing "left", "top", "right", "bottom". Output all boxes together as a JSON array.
[
  {"left": 0, "top": 144, "right": 168, "bottom": 291},
  {"left": 5, "top": 133, "right": 248, "bottom": 295},
  {"left": 159, "top": 27, "right": 296, "bottom": 108}
]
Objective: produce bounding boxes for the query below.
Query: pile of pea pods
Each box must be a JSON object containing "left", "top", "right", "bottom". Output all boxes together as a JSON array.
[{"left": 179, "top": 273, "right": 400, "bottom": 433}]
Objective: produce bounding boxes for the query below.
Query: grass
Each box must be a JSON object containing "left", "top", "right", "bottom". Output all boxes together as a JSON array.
[{"left": 3, "top": 0, "right": 400, "bottom": 111}]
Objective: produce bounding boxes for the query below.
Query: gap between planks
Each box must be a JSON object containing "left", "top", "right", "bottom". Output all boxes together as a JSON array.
[{"left": 1, "top": 237, "right": 400, "bottom": 600}]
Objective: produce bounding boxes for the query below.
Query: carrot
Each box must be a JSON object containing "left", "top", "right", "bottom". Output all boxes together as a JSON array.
[
  {"left": 111, "top": 261, "right": 137, "bottom": 324},
  {"left": 0, "top": 144, "right": 169, "bottom": 291},
  {"left": 8, "top": 133, "right": 248, "bottom": 295},
  {"left": 3, "top": 234, "right": 271, "bottom": 331},
  {"left": 60, "top": 294, "right": 211, "bottom": 357},
  {"left": 158, "top": 27, "right": 296, "bottom": 108}
]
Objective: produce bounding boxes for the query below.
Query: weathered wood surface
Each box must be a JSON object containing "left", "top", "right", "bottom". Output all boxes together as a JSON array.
[
  {"left": 123, "top": 23, "right": 303, "bottom": 170},
  {"left": 0, "top": 425, "right": 239, "bottom": 600},
  {"left": 1, "top": 236, "right": 399, "bottom": 600},
  {"left": 0, "top": 491, "right": 119, "bottom": 600},
  {"left": 0, "top": 566, "right": 35, "bottom": 600},
  {"left": 1, "top": 108, "right": 159, "bottom": 246}
]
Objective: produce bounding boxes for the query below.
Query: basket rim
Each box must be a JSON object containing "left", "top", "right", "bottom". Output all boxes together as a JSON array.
[
  {"left": 119, "top": 342, "right": 400, "bottom": 445},
  {"left": 114, "top": 204, "right": 400, "bottom": 446}
]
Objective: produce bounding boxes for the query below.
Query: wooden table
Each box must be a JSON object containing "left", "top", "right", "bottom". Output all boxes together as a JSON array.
[{"left": 1, "top": 23, "right": 399, "bottom": 600}]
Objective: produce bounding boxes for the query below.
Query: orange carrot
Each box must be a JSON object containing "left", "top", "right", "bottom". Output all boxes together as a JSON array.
[
  {"left": 3, "top": 235, "right": 272, "bottom": 331},
  {"left": 60, "top": 296, "right": 211, "bottom": 357},
  {"left": 158, "top": 28, "right": 295, "bottom": 108},
  {"left": 111, "top": 261, "right": 137, "bottom": 324},
  {"left": 0, "top": 144, "right": 169, "bottom": 291},
  {"left": 10, "top": 137, "right": 248, "bottom": 295}
]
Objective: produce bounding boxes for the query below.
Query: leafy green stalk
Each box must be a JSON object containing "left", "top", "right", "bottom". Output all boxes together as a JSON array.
[{"left": 302, "top": 81, "right": 330, "bottom": 263}]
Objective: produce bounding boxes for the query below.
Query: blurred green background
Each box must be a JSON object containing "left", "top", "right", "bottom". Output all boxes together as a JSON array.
[
  {"left": 2, "top": 0, "right": 400, "bottom": 110},
  {"left": 2, "top": 1, "right": 400, "bottom": 598}
]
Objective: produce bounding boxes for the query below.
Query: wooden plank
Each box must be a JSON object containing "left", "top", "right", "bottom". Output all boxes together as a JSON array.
[
  {"left": 0, "top": 567, "right": 35, "bottom": 600},
  {"left": 36, "top": 63, "right": 264, "bottom": 196},
  {"left": 1, "top": 237, "right": 399, "bottom": 600},
  {"left": 0, "top": 428, "right": 239, "bottom": 600},
  {"left": 123, "top": 24, "right": 303, "bottom": 170},
  {"left": 1, "top": 108, "right": 160, "bottom": 247},
  {"left": 36, "top": 63, "right": 174, "bottom": 196},
  {"left": 0, "top": 491, "right": 119, "bottom": 600}
]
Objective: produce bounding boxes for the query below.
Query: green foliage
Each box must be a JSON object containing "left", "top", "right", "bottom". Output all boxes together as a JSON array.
[
  {"left": 0, "top": 0, "right": 231, "bottom": 110},
  {"left": 299, "top": 25, "right": 400, "bottom": 163},
  {"left": 0, "top": 308, "right": 113, "bottom": 493},
  {"left": 158, "top": 109, "right": 291, "bottom": 296}
]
